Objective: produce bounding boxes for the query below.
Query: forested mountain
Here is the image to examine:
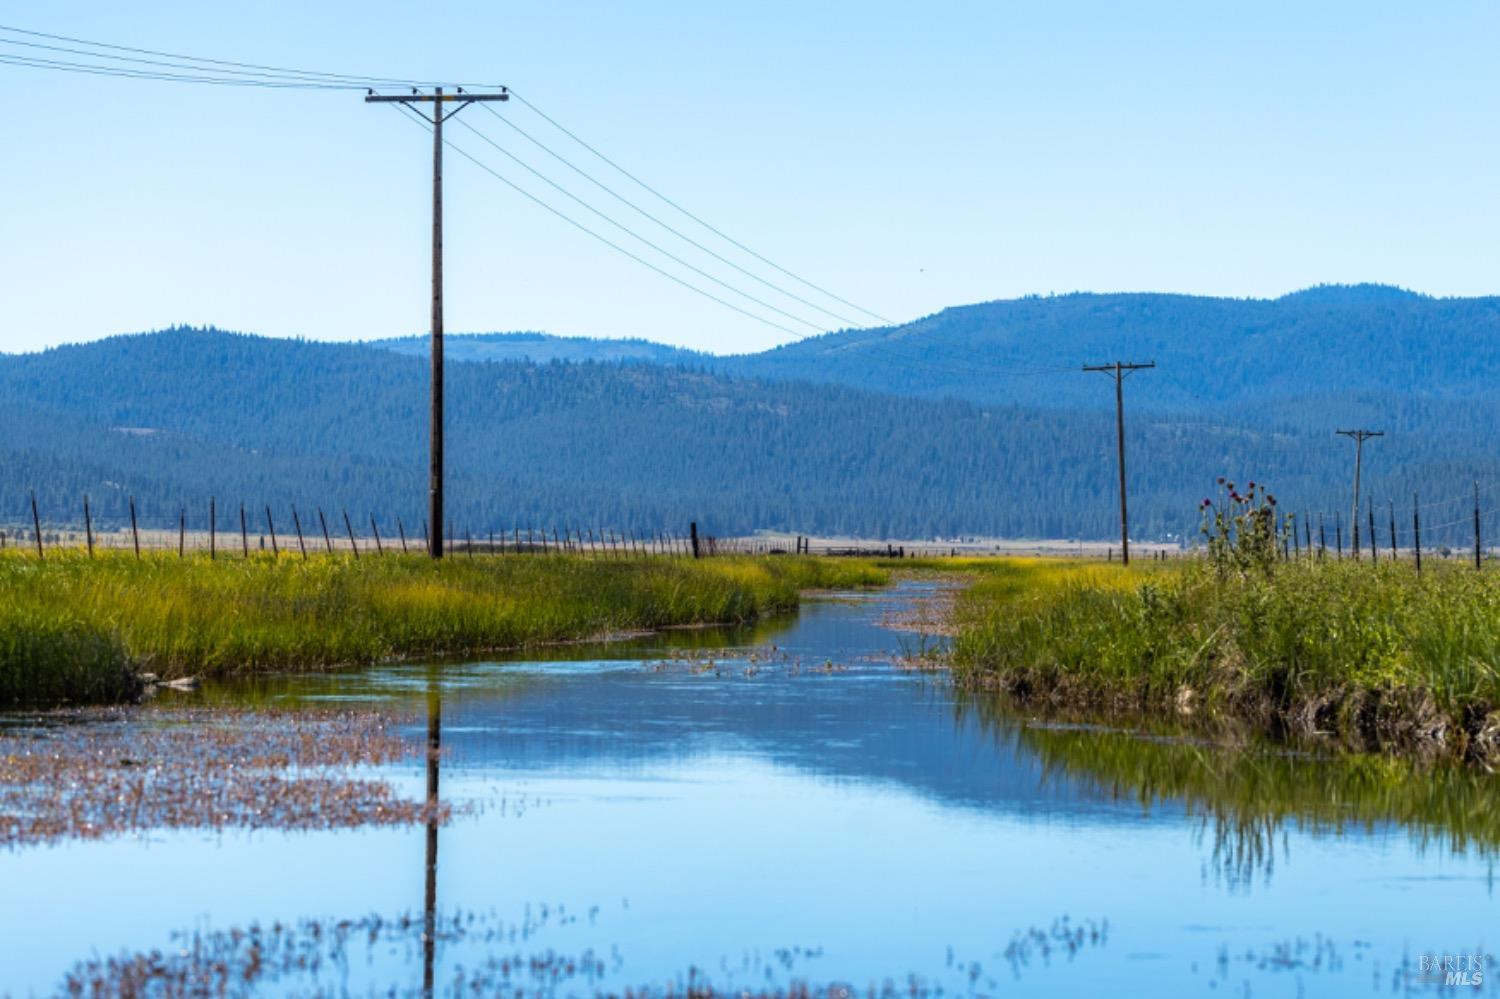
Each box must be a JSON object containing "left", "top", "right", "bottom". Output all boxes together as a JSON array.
[
  {"left": 4, "top": 324, "right": 1499, "bottom": 545},
  {"left": 365, "top": 286, "right": 1500, "bottom": 414}
]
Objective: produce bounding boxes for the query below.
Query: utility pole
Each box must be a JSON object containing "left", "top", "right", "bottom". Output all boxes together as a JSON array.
[
  {"left": 1083, "top": 361, "right": 1155, "bottom": 566},
  {"left": 1335, "top": 429, "right": 1383, "bottom": 561},
  {"left": 367, "top": 85, "right": 510, "bottom": 558}
]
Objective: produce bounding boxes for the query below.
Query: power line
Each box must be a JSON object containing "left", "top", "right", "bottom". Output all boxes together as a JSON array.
[
  {"left": 0, "top": 36, "right": 383, "bottom": 86},
  {"left": 393, "top": 104, "right": 806, "bottom": 338},
  {"left": 476, "top": 103, "right": 865, "bottom": 330},
  {"left": 0, "top": 22, "right": 497, "bottom": 89},
  {"left": 452, "top": 115, "right": 828, "bottom": 333},
  {"left": 0, "top": 52, "right": 356, "bottom": 88},
  {"left": 508, "top": 89, "right": 893, "bottom": 326}
]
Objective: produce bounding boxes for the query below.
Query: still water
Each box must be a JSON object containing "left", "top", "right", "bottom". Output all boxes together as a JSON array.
[{"left": 1, "top": 580, "right": 1495, "bottom": 996}]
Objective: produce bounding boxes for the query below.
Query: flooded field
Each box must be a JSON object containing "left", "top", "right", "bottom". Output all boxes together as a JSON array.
[{"left": 1, "top": 580, "right": 1494, "bottom": 997}]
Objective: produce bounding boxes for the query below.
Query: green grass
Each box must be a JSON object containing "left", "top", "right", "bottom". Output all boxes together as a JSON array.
[
  {"left": 0, "top": 550, "right": 887, "bottom": 707},
  {"left": 950, "top": 557, "right": 1500, "bottom": 761}
]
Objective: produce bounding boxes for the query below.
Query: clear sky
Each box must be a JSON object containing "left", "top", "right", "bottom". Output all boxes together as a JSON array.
[{"left": 1, "top": 1, "right": 1497, "bottom": 355}]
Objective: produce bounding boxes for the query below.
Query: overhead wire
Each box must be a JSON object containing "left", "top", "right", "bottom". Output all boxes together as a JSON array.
[
  {"left": 451, "top": 115, "right": 827, "bottom": 333},
  {"left": 390, "top": 103, "right": 805, "bottom": 338},
  {"left": 475, "top": 103, "right": 864, "bottom": 330},
  {"left": 0, "top": 52, "right": 357, "bottom": 88},
  {"left": 507, "top": 89, "right": 893, "bottom": 326},
  {"left": 0, "top": 22, "right": 497, "bottom": 89}
]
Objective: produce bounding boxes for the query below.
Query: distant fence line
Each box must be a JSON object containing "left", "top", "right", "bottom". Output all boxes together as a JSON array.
[
  {"left": 7, "top": 489, "right": 1497, "bottom": 567},
  {"left": 3, "top": 492, "right": 738, "bottom": 560}
]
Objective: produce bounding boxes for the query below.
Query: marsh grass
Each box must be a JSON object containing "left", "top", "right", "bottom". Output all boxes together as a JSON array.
[
  {"left": 0, "top": 551, "right": 886, "bottom": 707},
  {"left": 950, "top": 557, "right": 1500, "bottom": 761}
]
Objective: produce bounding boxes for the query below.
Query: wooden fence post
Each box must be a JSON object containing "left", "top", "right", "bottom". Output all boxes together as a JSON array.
[
  {"left": 265, "top": 506, "right": 279, "bottom": 556},
  {"left": 83, "top": 495, "right": 93, "bottom": 557},
  {"left": 343, "top": 510, "right": 360, "bottom": 558},
  {"left": 292, "top": 508, "right": 308, "bottom": 560},
  {"left": 30, "top": 490, "right": 43, "bottom": 559},
  {"left": 1475, "top": 481, "right": 1482, "bottom": 571},
  {"left": 398, "top": 518, "right": 409, "bottom": 553},
  {"left": 129, "top": 496, "right": 140, "bottom": 558},
  {"left": 370, "top": 514, "right": 384, "bottom": 555},
  {"left": 1413, "top": 493, "right": 1422, "bottom": 573},
  {"left": 240, "top": 504, "right": 249, "bottom": 557},
  {"left": 690, "top": 522, "right": 700, "bottom": 559},
  {"left": 318, "top": 508, "right": 334, "bottom": 553},
  {"left": 178, "top": 508, "right": 186, "bottom": 557}
]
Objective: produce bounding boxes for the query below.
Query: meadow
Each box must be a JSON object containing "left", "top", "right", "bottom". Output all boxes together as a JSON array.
[
  {"left": 0, "top": 550, "right": 887, "bottom": 707},
  {"left": 950, "top": 556, "right": 1500, "bottom": 762}
]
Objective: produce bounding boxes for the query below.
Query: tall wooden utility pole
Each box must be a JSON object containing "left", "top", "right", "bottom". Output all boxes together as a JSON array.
[
  {"left": 1335, "top": 429, "right": 1383, "bottom": 561},
  {"left": 366, "top": 86, "right": 510, "bottom": 558},
  {"left": 1083, "top": 361, "right": 1155, "bottom": 565}
]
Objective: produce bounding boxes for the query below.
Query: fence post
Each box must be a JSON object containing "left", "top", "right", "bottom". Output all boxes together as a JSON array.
[
  {"left": 318, "top": 508, "right": 334, "bottom": 553},
  {"left": 178, "top": 508, "right": 186, "bottom": 557},
  {"left": 292, "top": 508, "right": 308, "bottom": 560},
  {"left": 1475, "top": 481, "right": 1482, "bottom": 571},
  {"left": 370, "top": 514, "right": 384, "bottom": 555},
  {"left": 30, "top": 490, "right": 43, "bottom": 559},
  {"left": 1388, "top": 500, "right": 1396, "bottom": 563},
  {"left": 1367, "top": 508, "right": 1376, "bottom": 566},
  {"left": 83, "top": 495, "right": 94, "bottom": 557},
  {"left": 1413, "top": 493, "right": 1422, "bottom": 573},
  {"left": 343, "top": 509, "right": 360, "bottom": 559},
  {"left": 690, "top": 522, "right": 700, "bottom": 559},
  {"left": 398, "top": 518, "right": 409, "bottom": 553},
  {"left": 129, "top": 496, "right": 140, "bottom": 558},
  {"left": 240, "top": 504, "right": 250, "bottom": 557},
  {"left": 265, "top": 506, "right": 279, "bottom": 556}
]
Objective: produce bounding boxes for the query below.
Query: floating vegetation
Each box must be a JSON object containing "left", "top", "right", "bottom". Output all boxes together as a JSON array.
[
  {"left": 0, "top": 706, "right": 446, "bottom": 849},
  {"left": 60, "top": 909, "right": 611, "bottom": 998}
]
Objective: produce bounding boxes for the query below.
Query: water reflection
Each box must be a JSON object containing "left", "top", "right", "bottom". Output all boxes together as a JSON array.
[
  {"left": 423, "top": 676, "right": 441, "bottom": 998},
  {"left": 957, "top": 692, "right": 1500, "bottom": 888},
  {"left": 5, "top": 581, "right": 1496, "bottom": 997}
]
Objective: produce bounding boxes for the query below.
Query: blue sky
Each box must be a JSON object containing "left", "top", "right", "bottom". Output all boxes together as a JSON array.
[{"left": 1, "top": 1, "right": 1497, "bottom": 354}]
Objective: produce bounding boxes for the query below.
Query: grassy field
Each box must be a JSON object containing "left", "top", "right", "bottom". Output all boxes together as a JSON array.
[
  {"left": 0, "top": 551, "right": 887, "bottom": 707},
  {"left": 950, "top": 557, "right": 1500, "bottom": 762}
]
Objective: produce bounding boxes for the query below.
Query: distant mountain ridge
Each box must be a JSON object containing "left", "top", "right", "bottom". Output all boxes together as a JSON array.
[
  {"left": 367, "top": 331, "right": 706, "bottom": 367},
  {"left": 361, "top": 285, "right": 1500, "bottom": 413}
]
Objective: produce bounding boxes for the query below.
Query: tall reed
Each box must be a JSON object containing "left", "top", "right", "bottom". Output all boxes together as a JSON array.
[{"left": 0, "top": 551, "right": 886, "bottom": 706}]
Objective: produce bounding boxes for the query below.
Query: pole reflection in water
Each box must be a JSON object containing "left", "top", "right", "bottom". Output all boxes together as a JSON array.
[{"left": 423, "top": 681, "right": 441, "bottom": 997}]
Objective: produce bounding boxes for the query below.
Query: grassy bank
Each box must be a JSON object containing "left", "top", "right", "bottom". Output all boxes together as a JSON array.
[
  {"left": 950, "top": 557, "right": 1500, "bottom": 762},
  {"left": 0, "top": 551, "right": 886, "bottom": 707}
]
